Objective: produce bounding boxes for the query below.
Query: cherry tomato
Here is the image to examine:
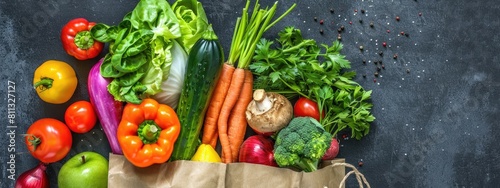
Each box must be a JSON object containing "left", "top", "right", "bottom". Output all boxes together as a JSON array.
[
  {"left": 293, "top": 97, "right": 324, "bottom": 121},
  {"left": 65, "top": 100, "right": 97, "bottom": 133},
  {"left": 25, "top": 118, "right": 72, "bottom": 163}
]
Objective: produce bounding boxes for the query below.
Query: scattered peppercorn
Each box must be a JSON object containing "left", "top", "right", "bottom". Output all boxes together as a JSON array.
[
  {"left": 393, "top": 54, "right": 398, "bottom": 59},
  {"left": 363, "top": 74, "right": 367, "bottom": 78},
  {"left": 319, "top": 29, "right": 324, "bottom": 34},
  {"left": 359, "top": 19, "right": 363, "bottom": 24},
  {"left": 337, "top": 28, "right": 342, "bottom": 33},
  {"left": 377, "top": 66, "right": 381, "bottom": 72},
  {"left": 337, "top": 34, "right": 342, "bottom": 40},
  {"left": 387, "top": 29, "right": 391, "bottom": 33},
  {"left": 370, "top": 22, "right": 374, "bottom": 27},
  {"left": 330, "top": 8, "right": 334, "bottom": 13},
  {"left": 374, "top": 61, "right": 378, "bottom": 65},
  {"left": 314, "top": 17, "right": 318, "bottom": 22},
  {"left": 349, "top": 21, "right": 353, "bottom": 25},
  {"left": 340, "top": 25, "right": 345, "bottom": 30},
  {"left": 320, "top": 19, "right": 324, "bottom": 25},
  {"left": 396, "top": 16, "right": 400, "bottom": 21},
  {"left": 419, "top": 12, "right": 422, "bottom": 16},
  {"left": 406, "top": 69, "right": 410, "bottom": 73},
  {"left": 354, "top": 9, "right": 358, "bottom": 12},
  {"left": 405, "top": 33, "right": 410, "bottom": 37},
  {"left": 400, "top": 31, "right": 405, "bottom": 36},
  {"left": 379, "top": 51, "right": 384, "bottom": 56},
  {"left": 361, "top": 9, "right": 366, "bottom": 14},
  {"left": 358, "top": 161, "right": 364, "bottom": 167},
  {"left": 359, "top": 45, "right": 364, "bottom": 50},
  {"left": 373, "top": 78, "right": 377, "bottom": 83},
  {"left": 362, "top": 59, "right": 366, "bottom": 64},
  {"left": 382, "top": 64, "right": 385, "bottom": 69},
  {"left": 382, "top": 42, "right": 387, "bottom": 47}
]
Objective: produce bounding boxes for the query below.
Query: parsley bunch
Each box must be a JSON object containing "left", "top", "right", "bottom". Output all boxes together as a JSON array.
[{"left": 250, "top": 27, "right": 375, "bottom": 140}]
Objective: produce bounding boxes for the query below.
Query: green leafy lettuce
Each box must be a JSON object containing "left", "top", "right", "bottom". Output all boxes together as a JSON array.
[
  {"left": 91, "top": 0, "right": 182, "bottom": 104},
  {"left": 172, "top": 0, "right": 209, "bottom": 53}
]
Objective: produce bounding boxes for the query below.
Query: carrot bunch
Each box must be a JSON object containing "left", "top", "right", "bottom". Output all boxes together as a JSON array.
[{"left": 201, "top": 0, "right": 296, "bottom": 163}]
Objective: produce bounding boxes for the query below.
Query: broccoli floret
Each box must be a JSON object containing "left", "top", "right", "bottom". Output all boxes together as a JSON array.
[{"left": 274, "top": 117, "right": 332, "bottom": 172}]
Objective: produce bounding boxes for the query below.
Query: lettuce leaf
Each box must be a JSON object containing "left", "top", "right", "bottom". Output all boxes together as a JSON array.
[{"left": 172, "top": 0, "right": 209, "bottom": 52}]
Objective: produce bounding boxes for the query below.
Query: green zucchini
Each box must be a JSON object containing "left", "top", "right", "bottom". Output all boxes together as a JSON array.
[{"left": 170, "top": 26, "right": 224, "bottom": 160}]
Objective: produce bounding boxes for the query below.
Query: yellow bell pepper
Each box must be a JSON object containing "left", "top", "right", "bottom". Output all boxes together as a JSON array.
[
  {"left": 191, "top": 144, "right": 221, "bottom": 163},
  {"left": 33, "top": 60, "right": 78, "bottom": 104}
]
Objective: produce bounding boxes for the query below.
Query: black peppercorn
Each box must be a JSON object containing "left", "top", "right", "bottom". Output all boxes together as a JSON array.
[
  {"left": 406, "top": 69, "right": 410, "bottom": 73},
  {"left": 338, "top": 28, "right": 342, "bottom": 33},
  {"left": 314, "top": 17, "right": 318, "bottom": 22},
  {"left": 330, "top": 8, "right": 334, "bottom": 13},
  {"left": 393, "top": 54, "right": 398, "bottom": 59},
  {"left": 379, "top": 51, "right": 384, "bottom": 56},
  {"left": 382, "top": 64, "right": 385, "bottom": 69},
  {"left": 362, "top": 59, "right": 366, "bottom": 64},
  {"left": 370, "top": 22, "right": 374, "bottom": 27},
  {"left": 361, "top": 9, "right": 365, "bottom": 14},
  {"left": 377, "top": 66, "right": 381, "bottom": 71},
  {"left": 359, "top": 19, "right": 363, "bottom": 24},
  {"left": 340, "top": 25, "right": 345, "bottom": 30},
  {"left": 319, "top": 29, "right": 324, "bottom": 34},
  {"left": 374, "top": 72, "right": 379, "bottom": 77}
]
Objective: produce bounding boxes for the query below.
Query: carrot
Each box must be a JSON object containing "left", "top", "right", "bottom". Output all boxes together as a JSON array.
[
  {"left": 202, "top": 63, "right": 235, "bottom": 148},
  {"left": 218, "top": 68, "right": 246, "bottom": 163},
  {"left": 227, "top": 69, "right": 253, "bottom": 162}
]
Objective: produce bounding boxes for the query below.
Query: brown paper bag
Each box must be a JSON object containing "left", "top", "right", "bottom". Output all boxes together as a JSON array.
[{"left": 108, "top": 153, "right": 350, "bottom": 188}]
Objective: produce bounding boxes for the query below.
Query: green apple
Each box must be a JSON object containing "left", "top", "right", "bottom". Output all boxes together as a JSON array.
[{"left": 58, "top": 151, "right": 108, "bottom": 188}]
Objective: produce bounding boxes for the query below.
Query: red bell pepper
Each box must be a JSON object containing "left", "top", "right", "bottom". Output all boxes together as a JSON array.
[{"left": 61, "top": 18, "right": 103, "bottom": 60}]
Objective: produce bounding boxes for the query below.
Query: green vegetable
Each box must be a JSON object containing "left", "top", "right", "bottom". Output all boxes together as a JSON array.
[
  {"left": 90, "top": 0, "right": 183, "bottom": 104},
  {"left": 250, "top": 27, "right": 375, "bottom": 140},
  {"left": 274, "top": 117, "right": 332, "bottom": 172},
  {"left": 170, "top": 26, "right": 224, "bottom": 161},
  {"left": 172, "top": 0, "right": 209, "bottom": 53}
]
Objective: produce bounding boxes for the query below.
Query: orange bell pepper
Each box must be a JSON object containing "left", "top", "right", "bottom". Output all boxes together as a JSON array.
[{"left": 117, "top": 98, "right": 181, "bottom": 167}]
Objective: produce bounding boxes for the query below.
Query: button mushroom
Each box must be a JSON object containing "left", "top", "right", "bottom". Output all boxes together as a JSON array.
[{"left": 245, "top": 89, "right": 293, "bottom": 134}]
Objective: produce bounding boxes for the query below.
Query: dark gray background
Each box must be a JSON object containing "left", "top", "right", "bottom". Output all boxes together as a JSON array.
[{"left": 1, "top": 0, "right": 499, "bottom": 187}]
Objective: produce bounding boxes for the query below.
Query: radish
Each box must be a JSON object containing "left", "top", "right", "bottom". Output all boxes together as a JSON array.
[{"left": 322, "top": 138, "right": 339, "bottom": 160}]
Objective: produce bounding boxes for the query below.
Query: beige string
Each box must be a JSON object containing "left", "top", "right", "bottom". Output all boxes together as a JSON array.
[{"left": 332, "top": 163, "right": 371, "bottom": 188}]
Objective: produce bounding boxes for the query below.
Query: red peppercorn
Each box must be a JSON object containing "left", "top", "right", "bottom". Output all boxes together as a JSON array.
[
  {"left": 419, "top": 12, "right": 422, "bottom": 16},
  {"left": 382, "top": 42, "right": 387, "bottom": 47},
  {"left": 320, "top": 19, "right": 324, "bottom": 24},
  {"left": 373, "top": 78, "right": 377, "bottom": 83},
  {"left": 387, "top": 29, "right": 391, "bottom": 33},
  {"left": 349, "top": 21, "right": 353, "bottom": 25},
  {"left": 400, "top": 31, "right": 405, "bottom": 36},
  {"left": 396, "top": 16, "right": 400, "bottom": 21},
  {"left": 358, "top": 161, "right": 364, "bottom": 167}
]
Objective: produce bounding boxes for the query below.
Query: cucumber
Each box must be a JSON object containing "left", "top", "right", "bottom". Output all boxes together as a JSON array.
[{"left": 170, "top": 26, "right": 224, "bottom": 160}]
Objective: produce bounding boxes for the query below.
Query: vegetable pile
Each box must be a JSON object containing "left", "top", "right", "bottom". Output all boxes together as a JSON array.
[
  {"left": 22, "top": 1, "right": 378, "bottom": 185},
  {"left": 251, "top": 27, "right": 376, "bottom": 139}
]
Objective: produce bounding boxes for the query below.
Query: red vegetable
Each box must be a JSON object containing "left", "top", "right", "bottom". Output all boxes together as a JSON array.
[
  {"left": 65, "top": 100, "right": 97, "bottom": 133},
  {"left": 61, "top": 18, "right": 104, "bottom": 60},
  {"left": 25, "top": 118, "right": 72, "bottom": 163},
  {"left": 322, "top": 137, "right": 340, "bottom": 160},
  {"left": 238, "top": 135, "right": 277, "bottom": 167},
  {"left": 15, "top": 163, "right": 49, "bottom": 188},
  {"left": 88, "top": 58, "right": 123, "bottom": 154},
  {"left": 293, "top": 97, "right": 324, "bottom": 121}
]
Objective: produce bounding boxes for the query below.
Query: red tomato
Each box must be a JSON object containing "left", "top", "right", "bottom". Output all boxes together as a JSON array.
[
  {"left": 65, "top": 100, "right": 97, "bottom": 133},
  {"left": 293, "top": 97, "right": 324, "bottom": 121},
  {"left": 25, "top": 118, "right": 72, "bottom": 163}
]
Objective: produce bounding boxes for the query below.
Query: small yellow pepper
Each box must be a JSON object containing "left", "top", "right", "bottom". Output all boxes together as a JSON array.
[
  {"left": 33, "top": 60, "right": 78, "bottom": 104},
  {"left": 191, "top": 144, "right": 222, "bottom": 163}
]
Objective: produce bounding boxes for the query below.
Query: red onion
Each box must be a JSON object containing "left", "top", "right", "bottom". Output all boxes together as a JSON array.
[
  {"left": 15, "top": 163, "right": 49, "bottom": 188},
  {"left": 322, "top": 137, "right": 339, "bottom": 160},
  {"left": 238, "top": 135, "right": 278, "bottom": 167}
]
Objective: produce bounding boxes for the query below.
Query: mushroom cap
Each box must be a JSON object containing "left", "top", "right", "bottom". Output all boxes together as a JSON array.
[{"left": 245, "top": 92, "right": 293, "bottom": 133}]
